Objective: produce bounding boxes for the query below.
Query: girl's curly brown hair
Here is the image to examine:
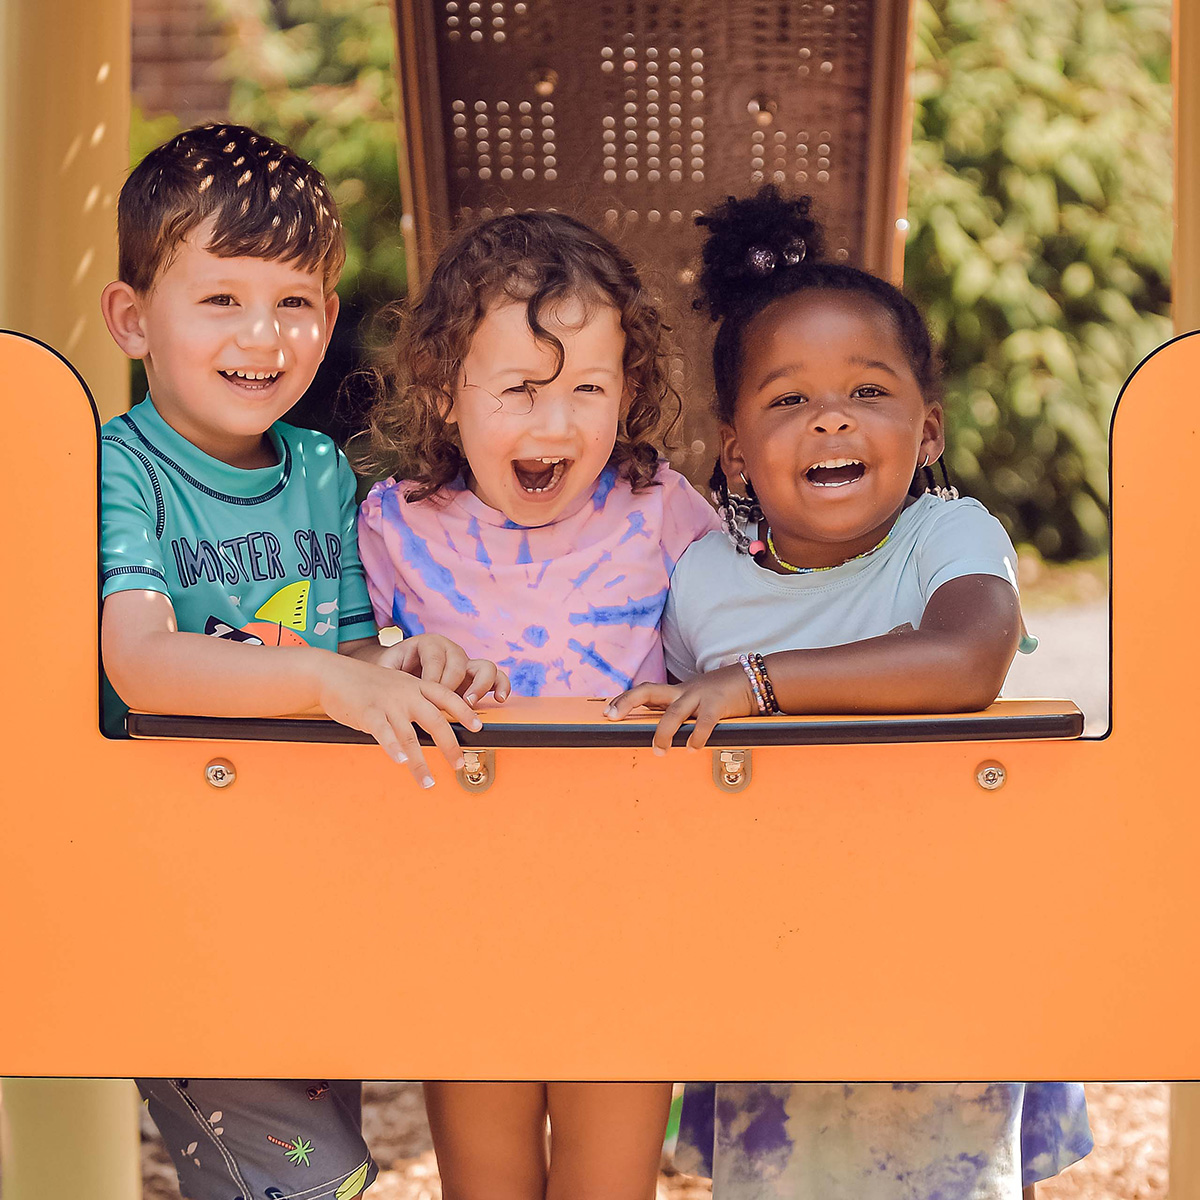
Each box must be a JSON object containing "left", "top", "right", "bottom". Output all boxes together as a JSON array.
[{"left": 360, "top": 211, "right": 680, "bottom": 501}]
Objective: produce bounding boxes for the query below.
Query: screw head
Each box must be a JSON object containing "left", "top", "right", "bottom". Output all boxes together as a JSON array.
[
  {"left": 975, "top": 760, "right": 1006, "bottom": 791},
  {"left": 205, "top": 758, "right": 236, "bottom": 789}
]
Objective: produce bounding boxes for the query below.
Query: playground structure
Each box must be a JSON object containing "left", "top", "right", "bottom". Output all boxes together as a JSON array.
[{"left": 1, "top": 0, "right": 1199, "bottom": 1197}]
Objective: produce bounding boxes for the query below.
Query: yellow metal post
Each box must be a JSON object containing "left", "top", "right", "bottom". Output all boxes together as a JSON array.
[
  {"left": 0, "top": 1080, "right": 142, "bottom": 1200},
  {"left": 0, "top": 0, "right": 130, "bottom": 418},
  {"left": 0, "top": 7, "right": 139, "bottom": 1197}
]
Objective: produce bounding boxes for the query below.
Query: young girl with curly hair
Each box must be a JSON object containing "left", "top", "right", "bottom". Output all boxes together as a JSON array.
[{"left": 356, "top": 210, "right": 719, "bottom": 1199}]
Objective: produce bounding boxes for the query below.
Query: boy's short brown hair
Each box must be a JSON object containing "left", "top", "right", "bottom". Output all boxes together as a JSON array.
[{"left": 118, "top": 124, "right": 345, "bottom": 294}]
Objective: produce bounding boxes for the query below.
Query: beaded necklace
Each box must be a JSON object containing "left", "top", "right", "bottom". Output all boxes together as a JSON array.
[{"left": 763, "top": 526, "right": 893, "bottom": 575}]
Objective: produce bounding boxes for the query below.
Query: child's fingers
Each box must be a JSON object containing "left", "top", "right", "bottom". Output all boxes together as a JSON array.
[
  {"left": 494, "top": 669, "right": 511, "bottom": 702},
  {"left": 461, "top": 658, "right": 497, "bottom": 705},
  {"left": 604, "top": 683, "right": 677, "bottom": 719},
  {"left": 387, "top": 719, "right": 437, "bottom": 789},
  {"left": 686, "top": 704, "right": 722, "bottom": 751},
  {"left": 363, "top": 712, "right": 410, "bottom": 766},
  {"left": 652, "top": 693, "right": 699, "bottom": 755},
  {"left": 418, "top": 639, "right": 448, "bottom": 684},
  {"left": 420, "top": 680, "right": 484, "bottom": 732},
  {"left": 438, "top": 642, "right": 470, "bottom": 691},
  {"left": 408, "top": 699, "right": 468, "bottom": 775}
]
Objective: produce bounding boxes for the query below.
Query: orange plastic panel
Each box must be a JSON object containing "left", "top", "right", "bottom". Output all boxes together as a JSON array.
[{"left": 0, "top": 329, "right": 1194, "bottom": 1080}]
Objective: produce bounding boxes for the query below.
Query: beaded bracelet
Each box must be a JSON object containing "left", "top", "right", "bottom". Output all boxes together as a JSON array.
[
  {"left": 750, "top": 652, "right": 780, "bottom": 714},
  {"left": 738, "top": 653, "right": 781, "bottom": 716}
]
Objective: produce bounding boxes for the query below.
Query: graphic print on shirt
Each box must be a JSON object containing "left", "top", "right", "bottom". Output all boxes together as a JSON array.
[{"left": 204, "top": 580, "right": 313, "bottom": 647}]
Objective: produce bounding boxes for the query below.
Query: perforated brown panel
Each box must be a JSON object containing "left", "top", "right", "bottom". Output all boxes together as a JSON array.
[{"left": 395, "top": 0, "right": 911, "bottom": 481}]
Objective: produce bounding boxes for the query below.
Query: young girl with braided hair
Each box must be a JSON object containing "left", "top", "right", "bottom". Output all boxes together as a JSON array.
[
  {"left": 356, "top": 209, "right": 719, "bottom": 1199},
  {"left": 607, "top": 187, "right": 1091, "bottom": 1198}
]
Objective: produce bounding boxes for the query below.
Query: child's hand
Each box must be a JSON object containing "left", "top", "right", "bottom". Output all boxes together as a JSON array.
[
  {"left": 376, "top": 634, "right": 511, "bottom": 705},
  {"left": 604, "top": 665, "right": 756, "bottom": 754},
  {"left": 317, "top": 653, "right": 485, "bottom": 788}
]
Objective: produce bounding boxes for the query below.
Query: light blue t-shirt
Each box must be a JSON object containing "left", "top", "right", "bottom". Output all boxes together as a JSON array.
[
  {"left": 101, "top": 396, "right": 375, "bottom": 672},
  {"left": 663, "top": 494, "right": 1020, "bottom": 680}
]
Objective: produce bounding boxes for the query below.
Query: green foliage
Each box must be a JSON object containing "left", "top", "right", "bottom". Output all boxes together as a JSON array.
[
  {"left": 213, "top": 0, "right": 407, "bottom": 307},
  {"left": 905, "top": 0, "right": 1171, "bottom": 559}
]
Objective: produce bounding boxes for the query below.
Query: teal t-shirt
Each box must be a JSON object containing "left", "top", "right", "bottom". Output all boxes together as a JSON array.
[{"left": 100, "top": 397, "right": 376, "bottom": 726}]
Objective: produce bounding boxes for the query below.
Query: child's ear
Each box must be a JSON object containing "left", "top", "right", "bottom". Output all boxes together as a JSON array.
[
  {"left": 100, "top": 281, "right": 149, "bottom": 359},
  {"left": 920, "top": 401, "right": 946, "bottom": 469},
  {"left": 718, "top": 422, "right": 747, "bottom": 487},
  {"left": 321, "top": 291, "right": 340, "bottom": 351}
]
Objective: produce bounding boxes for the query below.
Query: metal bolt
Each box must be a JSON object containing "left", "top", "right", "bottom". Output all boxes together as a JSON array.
[
  {"left": 456, "top": 749, "right": 495, "bottom": 793},
  {"left": 712, "top": 748, "right": 752, "bottom": 792},
  {"left": 975, "top": 760, "right": 1006, "bottom": 791},
  {"left": 205, "top": 758, "right": 236, "bottom": 789}
]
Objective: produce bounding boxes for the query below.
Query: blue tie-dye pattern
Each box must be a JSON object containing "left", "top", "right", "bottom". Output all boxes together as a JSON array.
[
  {"left": 466, "top": 516, "right": 492, "bottom": 567},
  {"left": 524, "top": 625, "right": 549, "bottom": 647},
  {"left": 617, "top": 510, "right": 651, "bottom": 545},
  {"left": 737, "top": 1090, "right": 793, "bottom": 1163},
  {"left": 568, "top": 587, "right": 668, "bottom": 628},
  {"left": 591, "top": 464, "right": 617, "bottom": 509},
  {"left": 1020, "top": 1084, "right": 1094, "bottom": 1186},
  {"left": 530, "top": 558, "right": 551, "bottom": 588},
  {"left": 382, "top": 489, "right": 479, "bottom": 616},
  {"left": 502, "top": 518, "right": 524, "bottom": 529},
  {"left": 443, "top": 528, "right": 458, "bottom": 553},
  {"left": 604, "top": 573, "right": 627, "bottom": 588},
  {"left": 391, "top": 590, "right": 425, "bottom": 636},
  {"left": 506, "top": 641, "right": 524, "bottom": 653},
  {"left": 551, "top": 658, "right": 573, "bottom": 689},
  {"left": 498, "top": 657, "right": 547, "bottom": 696},
  {"left": 570, "top": 550, "right": 612, "bottom": 591},
  {"left": 567, "top": 638, "right": 633, "bottom": 688},
  {"left": 516, "top": 531, "right": 533, "bottom": 564}
]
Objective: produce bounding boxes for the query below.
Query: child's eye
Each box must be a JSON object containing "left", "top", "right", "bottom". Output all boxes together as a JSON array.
[
  {"left": 771, "top": 392, "right": 806, "bottom": 407},
  {"left": 575, "top": 383, "right": 604, "bottom": 393},
  {"left": 203, "top": 294, "right": 235, "bottom": 307},
  {"left": 854, "top": 384, "right": 887, "bottom": 399},
  {"left": 279, "top": 296, "right": 313, "bottom": 309}
]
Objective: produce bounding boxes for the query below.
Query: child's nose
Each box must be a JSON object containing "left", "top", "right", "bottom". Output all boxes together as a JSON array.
[
  {"left": 530, "top": 391, "right": 572, "bottom": 438},
  {"left": 810, "top": 398, "right": 855, "bottom": 434},
  {"left": 235, "top": 312, "right": 285, "bottom": 355}
]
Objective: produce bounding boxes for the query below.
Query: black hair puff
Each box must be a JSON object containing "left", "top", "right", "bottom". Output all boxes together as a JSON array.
[{"left": 694, "top": 186, "right": 825, "bottom": 322}]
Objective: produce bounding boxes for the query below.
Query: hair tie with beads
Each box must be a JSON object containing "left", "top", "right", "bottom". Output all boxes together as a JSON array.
[{"left": 743, "top": 236, "right": 807, "bottom": 278}]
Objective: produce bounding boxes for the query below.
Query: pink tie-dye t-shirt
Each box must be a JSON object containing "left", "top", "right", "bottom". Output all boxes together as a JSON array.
[{"left": 357, "top": 463, "right": 719, "bottom": 697}]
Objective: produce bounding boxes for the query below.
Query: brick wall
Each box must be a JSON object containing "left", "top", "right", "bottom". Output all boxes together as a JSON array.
[{"left": 132, "top": 0, "right": 230, "bottom": 123}]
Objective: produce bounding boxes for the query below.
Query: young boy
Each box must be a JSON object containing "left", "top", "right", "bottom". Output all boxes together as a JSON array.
[{"left": 99, "top": 124, "right": 502, "bottom": 1200}]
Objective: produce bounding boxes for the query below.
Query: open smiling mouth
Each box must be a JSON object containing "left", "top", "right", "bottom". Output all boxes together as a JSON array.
[
  {"left": 219, "top": 369, "right": 282, "bottom": 392},
  {"left": 806, "top": 458, "right": 866, "bottom": 487},
  {"left": 512, "top": 456, "right": 571, "bottom": 496}
]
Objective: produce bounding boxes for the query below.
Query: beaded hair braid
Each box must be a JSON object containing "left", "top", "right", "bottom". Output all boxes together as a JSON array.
[{"left": 118, "top": 123, "right": 345, "bottom": 294}]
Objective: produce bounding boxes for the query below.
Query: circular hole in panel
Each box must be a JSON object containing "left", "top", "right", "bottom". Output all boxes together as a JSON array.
[
  {"left": 751, "top": 170, "right": 764, "bottom": 183},
  {"left": 541, "top": 100, "right": 554, "bottom": 112},
  {"left": 818, "top": 157, "right": 830, "bottom": 168},
  {"left": 796, "top": 170, "right": 808, "bottom": 181},
  {"left": 604, "top": 157, "right": 617, "bottom": 168},
  {"left": 836, "top": 247, "right": 849, "bottom": 260},
  {"left": 457, "top": 166, "right": 469, "bottom": 178},
  {"left": 797, "top": 143, "right": 807, "bottom": 154},
  {"left": 623, "top": 60, "right": 638, "bottom": 72},
  {"left": 821, "top": 60, "right": 833, "bottom": 72},
  {"left": 475, "top": 99, "right": 487, "bottom": 111},
  {"left": 648, "top": 168, "right": 661, "bottom": 180},
  {"left": 523, "top": 167, "right": 536, "bottom": 179},
  {"left": 602, "top": 46, "right": 614, "bottom": 57},
  {"left": 669, "top": 170, "right": 682, "bottom": 182},
  {"left": 497, "top": 100, "right": 509, "bottom": 111},
  {"left": 602, "top": 60, "right": 615, "bottom": 72},
  {"left": 669, "top": 74, "right": 681, "bottom": 86},
  {"left": 471, "top": 16, "right": 482, "bottom": 27},
  {"left": 502, "top": 153, "right": 514, "bottom": 164},
  {"left": 545, "top": 168, "right": 557, "bottom": 180},
  {"left": 648, "top": 115, "right": 659, "bottom": 126},
  {"left": 453, "top": 99, "right": 466, "bottom": 111},
  {"left": 480, "top": 207, "right": 493, "bottom": 218},
  {"left": 625, "top": 156, "right": 638, "bottom": 167},
  {"left": 819, "top": 142, "right": 830, "bottom": 153},
  {"left": 625, "top": 102, "right": 637, "bottom": 113},
  {"left": 626, "top": 170, "right": 638, "bottom": 181},
  {"left": 823, "top": 2, "right": 835, "bottom": 12},
  {"left": 648, "top": 156, "right": 660, "bottom": 167},
  {"left": 627, "top": 210, "right": 639, "bottom": 222},
  {"left": 691, "top": 90, "right": 704, "bottom": 101},
  {"left": 603, "top": 115, "right": 616, "bottom": 127},
  {"left": 542, "top": 114, "right": 554, "bottom": 125},
  {"left": 624, "top": 45, "right": 636, "bottom": 56},
  {"left": 454, "top": 114, "right": 467, "bottom": 126},
  {"left": 799, "top": 46, "right": 811, "bottom": 58},
  {"left": 817, "top": 170, "right": 829, "bottom": 182},
  {"left": 545, "top": 155, "right": 556, "bottom": 166},
  {"left": 798, "top": 65, "right": 809, "bottom": 77},
  {"left": 669, "top": 210, "right": 682, "bottom": 221},
  {"left": 605, "top": 209, "right": 619, "bottom": 223},
  {"left": 774, "top": 130, "right": 786, "bottom": 141},
  {"left": 692, "top": 46, "right": 703, "bottom": 57},
  {"left": 479, "top": 153, "right": 491, "bottom": 164},
  {"left": 773, "top": 170, "right": 786, "bottom": 183},
  {"left": 519, "top": 101, "right": 531, "bottom": 112},
  {"left": 647, "top": 79, "right": 659, "bottom": 90},
  {"left": 692, "top": 170, "right": 704, "bottom": 182},
  {"left": 820, "top": 129, "right": 831, "bottom": 139},
  {"left": 751, "top": 157, "right": 764, "bottom": 169},
  {"left": 669, "top": 105, "right": 681, "bottom": 116},
  {"left": 495, "top": 27, "right": 506, "bottom": 38},
  {"left": 449, "top": 29, "right": 460, "bottom": 39},
  {"left": 454, "top": 128, "right": 468, "bottom": 139},
  {"left": 648, "top": 209, "right": 661, "bottom": 221},
  {"left": 604, "top": 169, "right": 617, "bottom": 182},
  {"left": 479, "top": 166, "right": 492, "bottom": 179}
]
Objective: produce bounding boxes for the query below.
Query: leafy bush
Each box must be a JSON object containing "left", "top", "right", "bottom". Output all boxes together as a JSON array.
[{"left": 904, "top": 0, "right": 1171, "bottom": 559}]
